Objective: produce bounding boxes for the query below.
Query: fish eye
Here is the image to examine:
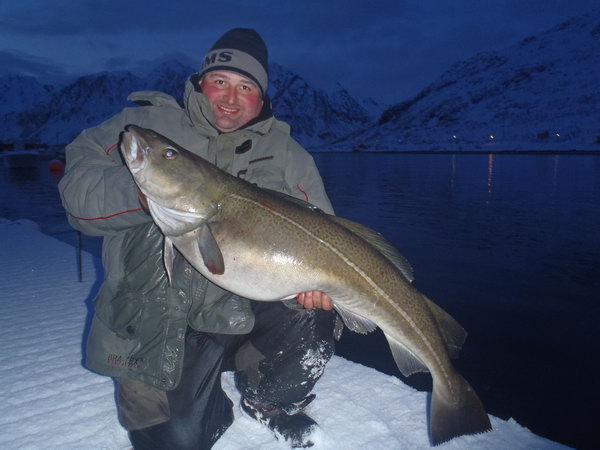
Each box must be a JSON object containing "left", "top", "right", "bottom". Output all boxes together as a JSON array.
[{"left": 162, "top": 148, "right": 178, "bottom": 160}]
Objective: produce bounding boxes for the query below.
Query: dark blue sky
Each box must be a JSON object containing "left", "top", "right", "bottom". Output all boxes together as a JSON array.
[{"left": 0, "top": 0, "right": 597, "bottom": 103}]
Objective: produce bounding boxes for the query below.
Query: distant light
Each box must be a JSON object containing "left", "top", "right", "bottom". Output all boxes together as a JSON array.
[
  {"left": 489, "top": 135, "right": 495, "bottom": 140},
  {"left": 555, "top": 133, "right": 560, "bottom": 137},
  {"left": 452, "top": 135, "right": 458, "bottom": 139}
]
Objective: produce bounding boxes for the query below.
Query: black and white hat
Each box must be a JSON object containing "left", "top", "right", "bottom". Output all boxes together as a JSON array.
[{"left": 199, "top": 28, "right": 268, "bottom": 96}]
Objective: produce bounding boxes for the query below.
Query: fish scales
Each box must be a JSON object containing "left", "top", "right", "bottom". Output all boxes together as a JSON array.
[{"left": 208, "top": 180, "right": 453, "bottom": 397}]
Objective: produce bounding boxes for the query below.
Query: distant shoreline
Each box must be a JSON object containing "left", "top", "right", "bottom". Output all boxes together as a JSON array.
[
  {"left": 311, "top": 149, "right": 600, "bottom": 155},
  {"left": 3, "top": 146, "right": 599, "bottom": 157}
]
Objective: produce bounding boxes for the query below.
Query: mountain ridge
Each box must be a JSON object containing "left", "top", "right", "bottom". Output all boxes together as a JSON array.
[
  {"left": 1, "top": 8, "right": 598, "bottom": 151},
  {"left": 0, "top": 62, "right": 379, "bottom": 150},
  {"left": 330, "top": 8, "right": 600, "bottom": 151}
]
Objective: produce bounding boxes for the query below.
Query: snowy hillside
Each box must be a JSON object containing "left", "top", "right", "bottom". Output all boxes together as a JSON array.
[
  {"left": 0, "top": 75, "right": 53, "bottom": 115},
  {"left": 269, "top": 64, "right": 378, "bottom": 147},
  {"left": 333, "top": 8, "right": 600, "bottom": 151},
  {"left": 0, "top": 221, "right": 568, "bottom": 449},
  {"left": 2, "top": 9, "right": 597, "bottom": 153},
  {"left": 1, "top": 62, "right": 194, "bottom": 145},
  {"left": 32, "top": 71, "right": 146, "bottom": 144},
  {"left": 0, "top": 62, "right": 375, "bottom": 150}
]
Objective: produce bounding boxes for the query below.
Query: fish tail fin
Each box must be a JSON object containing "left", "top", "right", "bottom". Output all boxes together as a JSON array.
[{"left": 430, "top": 375, "right": 492, "bottom": 446}]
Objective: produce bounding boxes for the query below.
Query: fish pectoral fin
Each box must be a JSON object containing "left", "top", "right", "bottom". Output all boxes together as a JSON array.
[
  {"left": 384, "top": 332, "right": 429, "bottom": 377},
  {"left": 169, "top": 225, "right": 225, "bottom": 275},
  {"left": 333, "top": 304, "right": 377, "bottom": 334},
  {"left": 423, "top": 295, "right": 467, "bottom": 359},
  {"left": 163, "top": 237, "right": 175, "bottom": 284},
  {"left": 196, "top": 224, "right": 225, "bottom": 274}
]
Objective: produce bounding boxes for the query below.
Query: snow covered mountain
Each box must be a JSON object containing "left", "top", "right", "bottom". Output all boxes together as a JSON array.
[
  {"left": 0, "top": 74, "right": 53, "bottom": 115},
  {"left": 269, "top": 63, "right": 378, "bottom": 147},
  {"left": 332, "top": 8, "right": 600, "bottom": 151},
  {"left": 0, "top": 61, "right": 375, "bottom": 149},
  {"left": 0, "top": 75, "right": 55, "bottom": 146},
  {"left": 4, "top": 8, "right": 597, "bottom": 153},
  {"left": 1, "top": 62, "right": 192, "bottom": 145},
  {"left": 31, "top": 71, "right": 145, "bottom": 144}
]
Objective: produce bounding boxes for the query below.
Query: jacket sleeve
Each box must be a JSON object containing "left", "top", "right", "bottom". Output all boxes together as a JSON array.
[
  {"left": 284, "top": 138, "right": 335, "bottom": 215},
  {"left": 58, "top": 109, "right": 152, "bottom": 236}
]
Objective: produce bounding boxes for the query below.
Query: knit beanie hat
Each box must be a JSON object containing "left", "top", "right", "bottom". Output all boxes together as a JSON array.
[{"left": 199, "top": 28, "right": 268, "bottom": 96}]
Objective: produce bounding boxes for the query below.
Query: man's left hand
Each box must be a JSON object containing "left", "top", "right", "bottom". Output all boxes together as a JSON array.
[{"left": 296, "top": 291, "right": 333, "bottom": 310}]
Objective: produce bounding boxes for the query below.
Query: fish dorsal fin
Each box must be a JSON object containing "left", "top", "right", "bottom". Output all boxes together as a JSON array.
[
  {"left": 262, "top": 187, "right": 324, "bottom": 212},
  {"left": 333, "top": 304, "right": 377, "bottom": 335},
  {"left": 327, "top": 215, "right": 415, "bottom": 282},
  {"left": 169, "top": 224, "right": 225, "bottom": 275},
  {"left": 423, "top": 295, "right": 467, "bottom": 359},
  {"left": 384, "top": 332, "right": 429, "bottom": 377}
]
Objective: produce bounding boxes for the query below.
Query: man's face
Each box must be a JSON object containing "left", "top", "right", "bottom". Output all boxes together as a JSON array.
[{"left": 200, "top": 71, "right": 264, "bottom": 133}]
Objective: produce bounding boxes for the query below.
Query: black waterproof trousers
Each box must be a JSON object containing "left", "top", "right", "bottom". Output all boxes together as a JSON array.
[{"left": 125, "top": 302, "right": 336, "bottom": 450}]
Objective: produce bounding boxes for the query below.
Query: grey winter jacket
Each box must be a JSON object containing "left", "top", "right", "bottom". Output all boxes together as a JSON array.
[{"left": 58, "top": 78, "right": 333, "bottom": 390}]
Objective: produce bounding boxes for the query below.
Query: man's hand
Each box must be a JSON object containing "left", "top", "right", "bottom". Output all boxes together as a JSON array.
[{"left": 296, "top": 291, "right": 333, "bottom": 310}]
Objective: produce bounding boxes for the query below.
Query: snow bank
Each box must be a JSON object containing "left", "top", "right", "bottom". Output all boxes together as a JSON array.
[{"left": 0, "top": 222, "right": 569, "bottom": 449}]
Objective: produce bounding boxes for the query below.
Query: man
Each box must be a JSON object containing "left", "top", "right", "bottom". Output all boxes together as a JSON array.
[{"left": 59, "top": 28, "right": 336, "bottom": 449}]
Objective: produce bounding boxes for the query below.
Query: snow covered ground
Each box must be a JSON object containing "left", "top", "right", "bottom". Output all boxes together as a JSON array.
[{"left": 0, "top": 221, "right": 569, "bottom": 449}]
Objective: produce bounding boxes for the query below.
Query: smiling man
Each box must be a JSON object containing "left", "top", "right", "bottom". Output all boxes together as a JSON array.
[
  {"left": 196, "top": 29, "right": 333, "bottom": 311},
  {"left": 59, "top": 28, "right": 336, "bottom": 449},
  {"left": 201, "top": 70, "right": 263, "bottom": 132}
]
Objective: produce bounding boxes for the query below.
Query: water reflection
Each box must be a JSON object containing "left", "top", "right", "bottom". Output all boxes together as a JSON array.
[
  {"left": 487, "top": 153, "right": 493, "bottom": 194},
  {"left": 450, "top": 153, "right": 456, "bottom": 192},
  {"left": 0, "top": 159, "right": 102, "bottom": 254},
  {"left": 552, "top": 154, "right": 559, "bottom": 193}
]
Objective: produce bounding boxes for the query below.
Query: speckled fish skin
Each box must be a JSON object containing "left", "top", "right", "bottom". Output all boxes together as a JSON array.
[{"left": 120, "top": 125, "right": 492, "bottom": 446}]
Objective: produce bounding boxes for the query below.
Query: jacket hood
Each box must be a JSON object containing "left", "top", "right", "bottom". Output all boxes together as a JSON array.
[
  {"left": 127, "top": 90, "right": 182, "bottom": 108},
  {"left": 183, "top": 77, "right": 219, "bottom": 137}
]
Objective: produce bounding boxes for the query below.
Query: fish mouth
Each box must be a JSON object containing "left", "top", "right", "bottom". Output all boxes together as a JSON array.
[{"left": 122, "top": 126, "right": 148, "bottom": 173}]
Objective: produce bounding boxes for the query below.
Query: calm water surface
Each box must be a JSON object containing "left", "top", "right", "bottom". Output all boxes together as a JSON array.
[
  {"left": 315, "top": 152, "right": 599, "bottom": 449},
  {"left": 1, "top": 153, "right": 598, "bottom": 448}
]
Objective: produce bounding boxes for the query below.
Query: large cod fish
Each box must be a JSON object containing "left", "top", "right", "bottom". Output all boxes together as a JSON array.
[{"left": 120, "top": 125, "right": 492, "bottom": 445}]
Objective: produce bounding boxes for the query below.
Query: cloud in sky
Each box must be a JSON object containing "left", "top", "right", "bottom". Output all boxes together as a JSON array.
[
  {"left": 0, "top": 49, "right": 70, "bottom": 81},
  {"left": 0, "top": 0, "right": 597, "bottom": 103}
]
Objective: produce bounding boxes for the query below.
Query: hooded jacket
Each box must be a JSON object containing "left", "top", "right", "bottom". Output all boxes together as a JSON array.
[{"left": 58, "top": 78, "right": 334, "bottom": 390}]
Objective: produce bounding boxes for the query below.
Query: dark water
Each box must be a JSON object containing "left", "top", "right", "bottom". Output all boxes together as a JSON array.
[
  {"left": 314, "top": 152, "right": 600, "bottom": 450},
  {"left": 2, "top": 153, "right": 599, "bottom": 448}
]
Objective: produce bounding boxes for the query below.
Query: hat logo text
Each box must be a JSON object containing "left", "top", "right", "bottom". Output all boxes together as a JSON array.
[{"left": 204, "top": 51, "right": 233, "bottom": 67}]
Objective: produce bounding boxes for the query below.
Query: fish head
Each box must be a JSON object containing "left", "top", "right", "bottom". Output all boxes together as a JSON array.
[{"left": 120, "top": 125, "right": 219, "bottom": 235}]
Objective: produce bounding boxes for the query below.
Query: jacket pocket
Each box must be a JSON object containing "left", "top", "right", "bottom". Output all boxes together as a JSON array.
[{"left": 95, "top": 282, "right": 146, "bottom": 339}]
